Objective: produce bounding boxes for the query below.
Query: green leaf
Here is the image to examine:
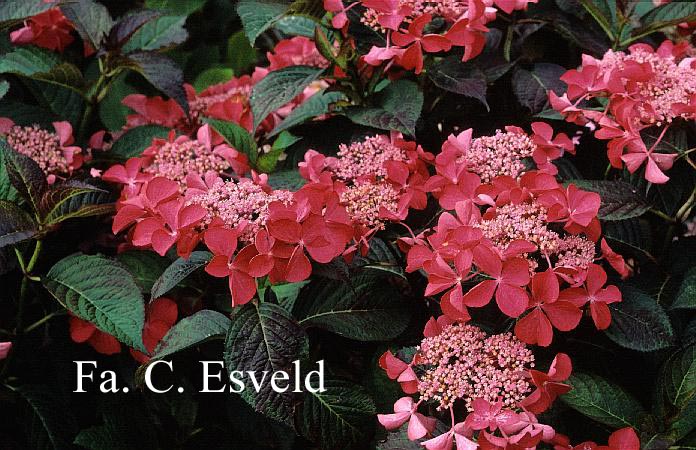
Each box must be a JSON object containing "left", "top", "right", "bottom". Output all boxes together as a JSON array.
[
  {"left": 342, "top": 79, "right": 424, "bottom": 136},
  {"left": 271, "top": 281, "right": 310, "bottom": 312},
  {"left": 250, "top": 65, "right": 324, "bottom": 130},
  {"left": 145, "top": 0, "right": 207, "bottom": 16},
  {"left": 257, "top": 131, "right": 301, "bottom": 173},
  {"left": 43, "top": 253, "right": 146, "bottom": 352},
  {"left": 108, "top": 124, "right": 172, "bottom": 160},
  {"left": 224, "top": 302, "right": 308, "bottom": 425},
  {"left": 122, "top": 15, "right": 188, "bottom": 53},
  {"left": 193, "top": 67, "right": 234, "bottom": 92},
  {"left": 150, "top": 251, "right": 212, "bottom": 299},
  {"left": 0, "top": 80, "right": 9, "bottom": 101},
  {"left": 204, "top": 118, "right": 258, "bottom": 166},
  {"left": 15, "top": 385, "right": 79, "bottom": 450},
  {"left": 60, "top": 0, "right": 114, "bottom": 50},
  {"left": 0, "top": 46, "right": 59, "bottom": 76},
  {"left": 126, "top": 51, "right": 188, "bottom": 114},
  {"left": 429, "top": 57, "right": 490, "bottom": 110},
  {"left": 1, "top": 141, "right": 47, "bottom": 214},
  {"left": 578, "top": 0, "right": 616, "bottom": 40},
  {"left": 0, "top": 0, "right": 53, "bottom": 23},
  {"left": 116, "top": 250, "right": 170, "bottom": 294},
  {"left": 99, "top": 73, "right": 139, "bottom": 131},
  {"left": 659, "top": 344, "right": 696, "bottom": 414},
  {"left": 108, "top": 10, "right": 162, "bottom": 47},
  {"left": 605, "top": 284, "right": 674, "bottom": 352},
  {"left": 512, "top": 63, "right": 567, "bottom": 114},
  {"left": 0, "top": 101, "right": 58, "bottom": 130},
  {"left": 0, "top": 49, "right": 87, "bottom": 125},
  {"left": 266, "top": 169, "right": 306, "bottom": 191},
  {"left": 274, "top": 15, "right": 318, "bottom": 37},
  {"left": 673, "top": 268, "right": 696, "bottom": 310},
  {"left": 295, "top": 274, "right": 411, "bottom": 341},
  {"left": 0, "top": 148, "right": 19, "bottom": 202},
  {"left": 39, "top": 181, "right": 112, "bottom": 226},
  {"left": 153, "top": 310, "right": 231, "bottom": 359},
  {"left": 376, "top": 427, "right": 423, "bottom": 449},
  {"left": 638, "top": 2, "right": 696, "bottom": 34},
  {"left": 567, "top": 180, "right": 651, "bottom": 220},
  {"left": 561, "top": 372, "right": 647, "bottom": 428},
  {"left": 0, "top": 199, "right": 36, "bottom": 247},
  {"left": 351, "top": 238, "right": 405, "bottom": 280},
  {"left": 25, "top": 77, "right": 85, "bottom": 125},
  {"left": 298, "top": 379, "right": 376, "bottom": 449},
  {"left": 269, "top": 90, "right": 346, "bottom": 137},
  {"left": 237, "top": 0, "right": 289, "bottom": 44},
  {"left": 227, "top": 30, "right": 258, "bottom": 75}
]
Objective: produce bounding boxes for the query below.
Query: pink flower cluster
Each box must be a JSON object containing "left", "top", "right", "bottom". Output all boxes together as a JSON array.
[
  {"left": 122, "top": 36, "right": 329, "bottom": 135},
  {"left": 377, "top": 317, "right": 573, "bottom": 450},
  {"left": 0, "top": 118, "right": 84, "bottom": 184},
  {"left": 402, "top": 124, "right": 629, "bottom": 347},
  {"left": 325, "top": 0, "right": 538, "bottom": 73},
  {"left": 299, "top": 133, "right": 433, "bottom": 254},
  {"left": 551, "top": 40, "right": 696, "bottom": 183}
]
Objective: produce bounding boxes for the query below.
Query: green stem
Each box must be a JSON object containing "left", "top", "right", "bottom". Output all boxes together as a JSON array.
[
  {"left": 0, "top": 240, "right": 43, "bottom": 380},
  {"left": 23, "top": 310, "right": 65, "bottom": 334},
  {"left": 649, "top": 208, "right": 677, "bottom": 223}
]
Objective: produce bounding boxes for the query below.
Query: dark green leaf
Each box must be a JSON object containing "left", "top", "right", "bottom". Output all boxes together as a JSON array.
[
  {"left": 0, "top": 148, "right": 19, "bottom": 202},
  {"left": 0, "top": 80, "right": 9, "bottom": 101},
  {"left": 108, "top": 124, "right": 172, "bottom": 160},
  {"left": 0, "top": 199, "right": 36, "bottom": 247},
  {"left": 638, "top": 2, "right": 696, "bottom": 34},
  {"left": 342, "top": 79, "right": 423, "bottom": 136},
  {"left": 429, "top": 57, "right": 489, "bottom": 110},
  {"left": 43, "top": 253, "right": 146, "bottom": 352},
  {"left": 237, "top": 0, "right": 289, "bottom": 44},
  {"left": 116, "top": 250, "right": 170, "bottom": 294},
  {"left": 659, "top": 344, "right": 696, "bottom": 413},
  {"left": 673, "top": 268, "right": 696, "bottom": 310},
  {"left": 150, "top": 251, "right": 212, "bottom": 299},
  {"left": 99, "top": 73, "right": 139, "bottom": 130},
  {"left": 567, "top": 180, "right": 650, "bottom": 220},
  {"left": 145, "top": 0, "right": 207, "bottom": 16},
  {"left": 250, "top": 65, "right": 324, "bottom": 130},
  {"left": 224, "top": 302, "right": 308, "bottom": 425},
  {"left": 298, "top": 379, "right": 376, "bottom": 449},
  {"left": 0, "top": 46, "right": 59, "bottom": 76},
  {"left": 108, "top": 10, "right": 162, "bottom": 47},
  {"left": 227, "top": 30, "right": 258, "bottom": 75},
  {"left": 266, "top": 170, "right": 306, "bottom": 191},
  {"left": 351, "top": 238, "right": 405, "bottom": 279},
  {"left": 271, "top": 281, "right": 310, "bottom": 312},
  {"left": 1, "top": 141, "right": 47, "bottom": 213},
  {"left": 204, "top": 118, "right": 258, "bottom": 166},
  {"left": 0, "top": 0, "right": 53, "bottom": 23},
  {"left": 512, "top": 63, "right": 567, "bottom": 113},
  {"left": 193, "top": 67, "right": 235, "bottom": 92},
  {"left": 269, "top": 90, "right": 346, "bottom": 137},
  {"left": 274, "top": 15, "right": 318, "bottom": 37},
  {"left": 39, "top": 181, "right": 112, "bottom": 225},
  {"left": 127, "top": 51, "right": 188, "bottom": 114},
  {"left": 61, "top": 0, "right": 114, "bottom": 50},
  {"left": 122, "top": 15, "right": 188, "bottom": 53},
  {"left": 15, "top": 385, "right": 79, "bottom": 450},
  {"left": 154, "top": 310, "right": 231, "bottom": 359},
  {"left": 295, "top": 274, "right": 411, "bottom": 341},
  {"left": 561, "top": 372, "right": 647, "bottom": 428},
  {"left": 605, "top": 284, "right": 674, "bottom": 351}
]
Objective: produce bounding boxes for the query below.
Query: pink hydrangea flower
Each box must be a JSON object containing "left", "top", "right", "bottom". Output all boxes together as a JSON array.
[
  {"left": 0, "top": 119, "right": 83, "bottom": 183},
  {"left": 10, "top": 7, "right": 74, "bottom": 52}
]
